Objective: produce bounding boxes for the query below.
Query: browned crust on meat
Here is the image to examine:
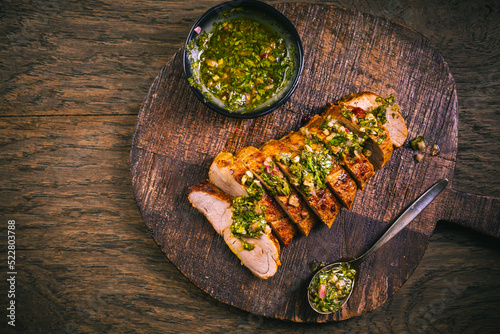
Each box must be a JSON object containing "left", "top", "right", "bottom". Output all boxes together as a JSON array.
[
  {"left": 280, "top": 131, "right": 357, "bottom": 210},
  {"left": 212, "top": 152, "right": 247, "bottom": 185},
  {"left": 236, "top": 146, "right": 316, "bottom": 236},
  {"left": 268, "top": 233, "right": 281, "bottom": 262},
  {"left": 326, "top": 165, "right": 356, "bottom": 209},
  {"left": 268, "top": 217, "right": 295, "bottom": 247},
  {"left": 188, "top": 180, "right": 232, "bottom": 204},
  {"left": 336, "top": 91, "right": 372, "bottom": 104},
  {"left": 302, "top": 114, "right": 375, "bottom": 190},
  {"left": 280, "top": 131, "right": 305, "bottom": 151},
  {"left": 259, "top": 192, "right": 296, "bottom": 247},
  {"left": 306, "top": 189, "right": 340, "bottom": 228},
  {"left": 343, "top": 153, "right": 374, "bottom": 190},
  {"left": 260, "top": 192, "right": 286, "bottom": 222},
  {"left": 276, "top": 194, "right": 315, "bottom": 236},
  {"left": 324, "top": 103, "right": 393, "bottom": 170},
  {"left": 261, "top": 140, "right": 340, "bottom": 228}
]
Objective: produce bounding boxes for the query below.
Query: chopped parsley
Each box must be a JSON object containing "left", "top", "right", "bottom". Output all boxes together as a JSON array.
[
  {"left": 259, "top": 160, "right": 290, "bottom": 196},
  {"left": 308, "top": 263, "right": 356, "bottom": 313},
  {"left": 319, "top": 116, "right": 368, "bottom": 160},
  {"left": 341, "top": 108, "right": 353, "bottom": 119},
  {"left": 228, "top": 172, "right": 270, "bottom": 251},
  {"left": 336, "top": 94, "right": 399, "bottom": 144},
  {"left": 358, "top": 118, "right": 384, "bottom": 137},
  {"left": 230, "top": 196, "right": 267, "bottom": 239},
  {"left": 410, "top": 135, "right": 426, "bottom": 152},
  {"left": 277, "top": 143, "right": 333, "bottom": 197},
  {"left": 243, "top": 178, "right": 265, "bottom": 200},
  {"left": 373, "top": 94, "right": 398, "bottom": 125}
]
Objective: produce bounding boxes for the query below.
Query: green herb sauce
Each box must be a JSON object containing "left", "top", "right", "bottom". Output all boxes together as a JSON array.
[
  {"left": 276, "top": 141, "right": 333, "bottom": 197},
  {"left": 230, "top": 196, "right": 267, "bottom": 239},
  {"left": 243, "top": 177, "right": 265, "bottom": 200},
  {"left": 373, "top": 94, "right": 399, "bottom": 125},
  {"left": 229, "top": 173, "right": 270, "bottom": 251},
  {"left": 308, "top": 263, "right": 356, "bottom": 313},
  {"left": 191, "top": 18, "right": 295, "bottom": 112},
  {"left": 339, "top": 94, "right": 398, "bottom": 144},
  {"left": 319, "top": 116, "right": 368, "bottom": 160},
  {"left": 259, "top": 158, "right": 290, "bottom": 196},
  {"left": 410, "top": 135, "right": 426, "bottom": 152}
]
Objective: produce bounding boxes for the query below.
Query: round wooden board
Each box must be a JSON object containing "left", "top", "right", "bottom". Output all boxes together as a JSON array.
[{"left": 130, "top": 3, "right": 459, "bottom": 322}]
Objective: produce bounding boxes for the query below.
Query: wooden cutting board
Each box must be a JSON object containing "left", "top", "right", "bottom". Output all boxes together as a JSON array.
[{"left": 130, "top": 3, "right": 500, "bottom": 322}]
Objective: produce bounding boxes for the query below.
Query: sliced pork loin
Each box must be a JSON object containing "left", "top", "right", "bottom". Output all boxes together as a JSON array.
[
  {"left": 223, "top": 229, "right": 279, "bottom": 279},
  {"left": 188, "top": 180, "right": 233, "bottom": 235},
  {"left": 260, "top": 139, "right": 341, "bottom": 228},
  {"left": 280, "top": 131, "right": 357, "bottom": 210},
  {"left": 236, "top": 146, "right": 317, "bottom": 236},
  {"left": 302, "top": 114, "right": 375, "bottom": 190},
  {"left": 338, "top": 92, "right": 408, "bottom": 147},
  {"left": 209, "top": 152, "right": 297, "bottom": 246},
  {"left": 208, "top": 152, "right": 247, "bottom": 197},
  {"left": 188, "top": 181, "right": 280, "bottom": 279},
  {"left": 323, "top": 103, "right": 393, "bottom": 170}
]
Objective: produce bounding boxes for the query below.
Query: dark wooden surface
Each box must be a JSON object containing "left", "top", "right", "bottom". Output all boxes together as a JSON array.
[
  {"left": 1, "top": 0, "right": 499, "bottom": 332},
  {"left": 130, "top": 3, "right": 498, "bottom": 322}
]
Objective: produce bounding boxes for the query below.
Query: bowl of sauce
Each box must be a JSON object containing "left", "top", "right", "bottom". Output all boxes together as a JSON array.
[{"left": 184, "top": 0, "right": 304, "bottom": 118}]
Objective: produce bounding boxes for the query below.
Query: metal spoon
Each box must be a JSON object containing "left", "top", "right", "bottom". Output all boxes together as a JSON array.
[{"left": 308, "top": 178, "right": 449, "bottom": 314}]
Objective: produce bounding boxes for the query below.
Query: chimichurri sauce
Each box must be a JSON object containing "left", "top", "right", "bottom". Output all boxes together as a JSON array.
[
  {"left": 230, "top": 172, "right": 270, "bottom": 251},
  {"left": 193, "top": 17, "right": 295, "bottom": 112},
  {"left": 308, "top": 263, "right": 356, "bottom": 313},
  {"left": 276, "top": 140, "right": 333, "bottom": 197}
]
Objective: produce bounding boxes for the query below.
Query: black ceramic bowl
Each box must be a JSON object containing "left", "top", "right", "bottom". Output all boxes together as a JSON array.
[{"left": 183, "top": 0, "right": 304, "bottom": 119}]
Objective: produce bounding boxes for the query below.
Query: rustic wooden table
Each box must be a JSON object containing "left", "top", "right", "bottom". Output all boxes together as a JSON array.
[{"left": 1, "top": 0, "right": 499, "bottom": 333}]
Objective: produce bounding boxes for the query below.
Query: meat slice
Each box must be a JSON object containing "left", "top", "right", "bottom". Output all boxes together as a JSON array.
[
  {"left": 260, "top": 140, "right": 341, "bottom": 228},
  {"left": 236, "top": 146, "right": 316, "bottom": 236},
  {"left": 302, "top": 114, "right": 375, "bottom": 190},
  {"left": 280, "top": 131, "right": 357, "bottom": 210},
  {"left": 323, "top": 103, "right": 393, "bottom": 170},
  {"left": 188, "top": 181, "right": 280, "bottom": 279},
  {"left": 223, "top": 229, "right": 279, "bottom": 279},
  {"left": 188, "top": 181, "right": 233, "bottom": 235},
  {"left": 208, "top": 152, "right": 247, "bottom": 197},
  {"left": 209, "top": 152, "right": 297, "bottom": 246},
  {"left": 338, "top": 92, "right": 408, "bottom": 147}
]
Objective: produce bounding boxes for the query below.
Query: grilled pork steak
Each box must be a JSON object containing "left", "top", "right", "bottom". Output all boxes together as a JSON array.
[
  {"left": 280, "top": 131, "right": 357, "bottom": 210},
  {"left": 323, "top": 103, "right": 393, "bottom": 170}
]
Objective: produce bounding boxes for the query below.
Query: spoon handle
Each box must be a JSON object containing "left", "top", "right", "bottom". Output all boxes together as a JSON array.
[{"left": 354, "top": 178, "right": 449, "bottom": 265}]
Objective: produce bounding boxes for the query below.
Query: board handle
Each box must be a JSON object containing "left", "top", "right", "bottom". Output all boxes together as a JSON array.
[{"left": 438, "top": 188, "right": 500, "bottom": 239}]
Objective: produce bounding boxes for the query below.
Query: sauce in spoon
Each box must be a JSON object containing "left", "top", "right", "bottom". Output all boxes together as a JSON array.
[{"left": 308, "top": 178, "right": 449, "bottom": 314}]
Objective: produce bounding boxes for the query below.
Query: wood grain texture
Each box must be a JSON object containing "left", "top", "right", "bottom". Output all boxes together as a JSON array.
[
  {"left": 0, "top": 0, "right": 499, "bottom": 332},
  {"left": 130, "top": 3, "right": 500, "bottom": 322}
]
